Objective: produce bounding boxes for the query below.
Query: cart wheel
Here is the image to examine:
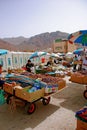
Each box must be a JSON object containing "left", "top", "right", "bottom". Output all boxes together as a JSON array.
[
  {"left": 42, "top": 97, "right": 50, "bottom": 105},
  {"left": 25, "top": 103, "right": 36, "bottom": 114},
  {"left": 83, "top": 90, "right": 87, "bottom": 99},
  {"left": 6, "top": 95, "right": 12, "bottom": 104}
]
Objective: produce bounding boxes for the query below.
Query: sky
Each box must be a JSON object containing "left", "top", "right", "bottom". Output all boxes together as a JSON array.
[{"left": 0, "top": 0, "right": 87, "bottom": 38}]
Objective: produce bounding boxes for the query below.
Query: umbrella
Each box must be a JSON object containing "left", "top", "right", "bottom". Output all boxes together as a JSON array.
[
  {"left": 50, "top": 53, "right": 59, "bottom": 58},
  {"left": 29, "top": 51, "right": 47, "bottom": 59},
  {"left": 0, "top": 49, "right": 8, "bottom": 55},
  {"left": 73, "top": 48, "right": 83, "bottom": 55},
  {"left": 68, "top": 30, "right": 87, "bottom": 47}
]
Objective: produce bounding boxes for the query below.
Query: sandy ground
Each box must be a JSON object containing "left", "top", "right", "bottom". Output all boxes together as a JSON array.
[{"left": 0, "top": 76, "right": 87, "bottom": 130}]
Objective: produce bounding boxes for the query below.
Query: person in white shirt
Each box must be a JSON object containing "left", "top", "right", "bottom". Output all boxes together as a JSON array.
[{"left": 31, "top": 64, "right": 35, "bottom": 73}]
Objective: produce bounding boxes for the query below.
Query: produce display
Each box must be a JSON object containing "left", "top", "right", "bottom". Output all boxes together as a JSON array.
[
  {"left": 75, "top": 107, "right": 87, "bottom": 123},
  {"left": 2, "top": 68, "right": 66, "bottom": 114},
  {"left": 75, "top": 106, "right": 87, "bottom": 130},
  {"left": 5, "top": 75, "right": 35, "bottom": 88},
  {"left": 20, "top": 72, "right": 66, "bottom": 93},
  {"left": 2, "top": 73, "right": 53, "bottom": 114}
]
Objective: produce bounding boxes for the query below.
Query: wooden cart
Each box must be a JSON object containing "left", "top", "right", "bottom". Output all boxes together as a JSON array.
[{"left": 3, "top": 84, "right": 50, "bottom": 114}]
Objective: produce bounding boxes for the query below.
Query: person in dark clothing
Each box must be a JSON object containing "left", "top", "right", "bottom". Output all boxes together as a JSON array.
[
  {"left": 45, "top": 57, "right": 53, "bottom": 66},
  {"left": 26, "top": 59, "right": 34, "bottom": 72},
  {"left": 73, "top": 55, "right": 78, "bottom": 71},
  {"left": 46, "top": 61, "right": 52, "bottom": 66}
]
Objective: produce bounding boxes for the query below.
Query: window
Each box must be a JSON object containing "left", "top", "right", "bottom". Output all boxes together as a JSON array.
[
  {"left": 0, "top": 58, "right": 3, "bottom": 65},
  {"left": 15, "top": 57, "right": 17, "bottom": 64},
  {"left": 8, "top": 58, "right": 11, "bottom": 66}
]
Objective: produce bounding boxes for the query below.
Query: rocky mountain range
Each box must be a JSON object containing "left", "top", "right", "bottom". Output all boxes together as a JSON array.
[{"left": 1, "top": 31, "right": 69, "bottom": 52}]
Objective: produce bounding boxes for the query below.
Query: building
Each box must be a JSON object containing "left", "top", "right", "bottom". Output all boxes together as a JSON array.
[
  {"left": 53, "top": 39, "right": 77, "bottom": 53},
  {"left": 67, "top": 41, "right": 77, "bottom": 52}
]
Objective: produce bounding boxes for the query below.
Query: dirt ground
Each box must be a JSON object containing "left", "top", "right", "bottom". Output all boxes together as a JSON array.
[{"left": 0, "top": 76, "right": 87, "bottom": 130}]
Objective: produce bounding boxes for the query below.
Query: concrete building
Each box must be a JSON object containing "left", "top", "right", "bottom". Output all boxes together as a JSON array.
[{"left": 53, "top": 39, "right": 77, "bottom": 53}]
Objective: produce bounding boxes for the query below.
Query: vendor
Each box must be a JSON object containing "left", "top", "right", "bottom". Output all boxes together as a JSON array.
[
  {"left": 26, "top": 59, "right": 34, "bottom": 72},
  {"left": 45, "top": 57, "right": 53, "bottom": 66},
  {"left": 54, "top": 58, "right": 59, "bottom": 64},
  {"left": 77, "top": 54, "right": 83, "bottom": 71},
  {"left": 73, "top": 55, "right": 78, "bottom": 71}
]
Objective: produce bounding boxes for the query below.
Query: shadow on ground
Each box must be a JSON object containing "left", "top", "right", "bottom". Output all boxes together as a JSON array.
[
  {"left": 0, "top": 100, "right": 59, "bottom": 130},
  {"left": 52, "top": 81, "right": 87, "bottom": 112}
]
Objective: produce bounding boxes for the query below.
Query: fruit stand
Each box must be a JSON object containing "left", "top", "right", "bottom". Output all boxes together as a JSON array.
[
  {"left": 20, "top": 72, "right": 66, "bottom": 91},
  {"left": 2, "top": 70, "right": 66, "bottom": 114}
]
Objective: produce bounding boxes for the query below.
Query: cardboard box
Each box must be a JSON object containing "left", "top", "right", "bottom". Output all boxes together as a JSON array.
[
  {"left": 76, "top": 119, "right": 87, "bottom": 130},
  {"left": 58, "top": 80, "right": 66, "bottom": 90},
  {"left": 3, "top": 84, "right": 14, "bottom": 94},
  {"left": 15, "top": 87, "right": 45, "bottom": 102}
]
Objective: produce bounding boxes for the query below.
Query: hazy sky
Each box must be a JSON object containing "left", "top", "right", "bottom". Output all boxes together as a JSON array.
[{"left": 0, "top": 0, "right": 87, "bottom": 38}]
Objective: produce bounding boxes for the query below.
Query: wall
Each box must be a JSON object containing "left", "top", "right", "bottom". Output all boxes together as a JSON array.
[
  {"left": 67, "top": 41, "right": 77, "bottom": 52},
  {"left": 53, "top": 40, "right": 67, "bottom": 53},
  {"left": 53, "top": 40, "right": 77, "bottom": 53}
]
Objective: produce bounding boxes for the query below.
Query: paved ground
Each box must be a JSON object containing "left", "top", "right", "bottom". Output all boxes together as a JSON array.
[{"left": 0, "top": 76, "right": 87, "bottom": 130}]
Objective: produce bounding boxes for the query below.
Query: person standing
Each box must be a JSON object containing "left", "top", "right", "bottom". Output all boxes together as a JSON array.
[
  {"left": 77, "top": 54, "right": 83, "bottom": 71},
  {"left": 73, "top": 55, "right": 78, "bottom": 71}
]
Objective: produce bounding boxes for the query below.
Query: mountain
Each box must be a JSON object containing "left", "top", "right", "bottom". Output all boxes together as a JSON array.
[
  {"left": 0, "top": 39, "right": 17, "bottom": 51},
  {"left": 2, "top": 31, "right": 69, "bottom": 51},
  {"left": 3, "top": 36, "right": 29, "bottom": 45}
]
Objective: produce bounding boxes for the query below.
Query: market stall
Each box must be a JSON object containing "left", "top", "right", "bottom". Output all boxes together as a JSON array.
[
  {"left": 20, "top": 71, "right": 66, "bottom": 92},
  {"left": 3, "top": 75, "right": 51, "bottom": 114}
]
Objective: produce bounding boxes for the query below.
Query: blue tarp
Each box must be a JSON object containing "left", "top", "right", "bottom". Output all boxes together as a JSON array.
[
  {"left": 29, "top": 51, "right": 47, "bottom": 59},
  {"left": 73, "top": 48, "right": 83, "bottom": 55},
  {"left": 0, "top": 49, "right": 8, "bottom": 55}
]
